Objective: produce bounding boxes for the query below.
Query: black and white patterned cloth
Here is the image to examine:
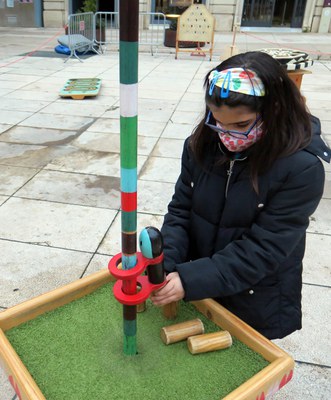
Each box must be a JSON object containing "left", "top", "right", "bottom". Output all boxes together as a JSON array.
[{"left": 258, "top": 48, "right": 314, "bottom": 70}]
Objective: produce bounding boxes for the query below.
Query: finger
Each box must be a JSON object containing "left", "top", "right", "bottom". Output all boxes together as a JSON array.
[
  {"left": 150, "top": 291, "right": 172, "bottom": 303},
  {"left": 153, "top": 281, "right": 175, "bottom": 298},
  {"left": 151, "top": 287, "right": 183, "bottom": 304},
  {"left": 151, "top": 294, "right": 179, "bottom": 306}
]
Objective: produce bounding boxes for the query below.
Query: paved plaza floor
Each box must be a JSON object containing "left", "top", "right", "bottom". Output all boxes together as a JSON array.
[{"left": 0, "top": 28, "right": 330, "bottom": 399}]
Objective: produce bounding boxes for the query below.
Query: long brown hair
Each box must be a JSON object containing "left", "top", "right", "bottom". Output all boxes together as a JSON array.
[{"left": 190, "top": 51, "right": 312, "bottom": 192}]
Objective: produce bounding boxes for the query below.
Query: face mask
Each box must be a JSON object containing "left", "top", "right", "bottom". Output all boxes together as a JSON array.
[{"left": 218, "top": 120, "right": 264, "bottom": 152}]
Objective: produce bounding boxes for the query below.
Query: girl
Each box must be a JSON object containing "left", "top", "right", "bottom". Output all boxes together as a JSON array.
[{"left": 151, "top": 51, "right": 330, "bottom": 339}]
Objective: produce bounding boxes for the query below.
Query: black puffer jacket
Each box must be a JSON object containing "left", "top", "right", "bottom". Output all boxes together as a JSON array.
[{"left": 161, "top": 116, "right": 330, "bottom": 339}]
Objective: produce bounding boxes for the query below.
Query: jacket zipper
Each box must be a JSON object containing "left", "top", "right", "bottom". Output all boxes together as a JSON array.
[{"left": 225, "top": 160, "right": 235, "bottom": 198}]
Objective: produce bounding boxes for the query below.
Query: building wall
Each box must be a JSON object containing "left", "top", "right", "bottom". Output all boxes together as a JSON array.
[
  {"left": 43, "top": 0, "right": 330, "bottom": 33},
  {"left": 209, "top": 0, "right": 236, "bottom": 31},
  {"left": 44, "top": 0, "right": 66, "bottom": 27}
]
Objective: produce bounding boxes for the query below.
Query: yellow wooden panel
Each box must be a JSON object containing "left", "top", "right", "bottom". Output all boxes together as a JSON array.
[{"left": 177, "top": 4, "right": 215, "bottom": 42}]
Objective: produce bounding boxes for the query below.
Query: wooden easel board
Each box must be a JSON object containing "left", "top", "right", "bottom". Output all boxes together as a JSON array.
[
  {"left": 0, "top": 270, "right": 294, "bottom": 400},
  {"left": 176, "top": 4, "right": 215, "bottom": 60},
  {"left": 59, "top": 78, "right": 102, "bottom": 100}
]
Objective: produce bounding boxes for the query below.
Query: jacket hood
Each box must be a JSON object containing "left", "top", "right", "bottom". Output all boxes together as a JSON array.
[{"left": 306, "top": 115, "right": 330, "bottom": 163}]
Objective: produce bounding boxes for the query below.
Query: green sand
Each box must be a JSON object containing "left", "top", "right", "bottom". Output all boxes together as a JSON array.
[{"left": 6, "top": 283, "right": 269, "bottom": 400}]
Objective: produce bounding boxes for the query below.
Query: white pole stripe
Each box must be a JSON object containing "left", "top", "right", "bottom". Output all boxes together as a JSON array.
[{"left": 120, "top": 83, "right": 138, "bottom": 117}]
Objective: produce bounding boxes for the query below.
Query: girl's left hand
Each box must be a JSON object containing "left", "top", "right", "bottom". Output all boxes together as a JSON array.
[{"left": 150, "top": 272, "right": 185, "bottom": 306}]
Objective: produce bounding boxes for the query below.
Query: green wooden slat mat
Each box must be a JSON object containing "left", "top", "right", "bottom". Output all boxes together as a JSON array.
[
  {"left": 6, "top": 283, "right": 269, "bottom": 400},
  {"left": 59, "top": 78, "right": 102, "bottom": 99}
]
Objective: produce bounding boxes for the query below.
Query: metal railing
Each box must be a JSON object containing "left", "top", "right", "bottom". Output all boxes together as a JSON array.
[
  {"left": 94, "top": 12, "right": 167, "bottom": 55},
  {"left": 58, "top": 12, "right": 101, "bottom": 62}
]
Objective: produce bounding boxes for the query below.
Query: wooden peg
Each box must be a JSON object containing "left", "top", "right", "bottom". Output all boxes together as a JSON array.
[
  {"left": 161, "top": 319, "right": 204, "bottom": 345},
  {"left": 162, "top": 301, "right": 178, "bottom": 320},
  {"left": 187, "top": 331, "right": 232, "bottom": 355}
]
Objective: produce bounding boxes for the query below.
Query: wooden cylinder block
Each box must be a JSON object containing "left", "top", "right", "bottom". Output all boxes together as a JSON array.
[
  {"left": 136, "top": 301, "right": 146, "bottom": 313},
  {"left": 187, "top": 331, "right": 232, "bottom": 355},
  {"left": 161, "top": 319, "right": 204, "bottom": 345},
  {"left": 162, "top": 301, "right": 178, "bottom": 320}
]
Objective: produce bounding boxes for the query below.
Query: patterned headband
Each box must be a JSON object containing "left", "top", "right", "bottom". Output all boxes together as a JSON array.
[{"left": 208, "top": 68, "right": 265, "bottom": 98}]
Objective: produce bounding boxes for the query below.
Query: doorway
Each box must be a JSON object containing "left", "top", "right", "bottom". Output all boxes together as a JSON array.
[
  {"left": 98, "top": 0, "right": 115, "bottom": 12},
  {"left": 71, "top": 0, "right": 117, "bottom": 14},
  {"left": 241, "top": 0, "right": 307, "bottom": 27}
]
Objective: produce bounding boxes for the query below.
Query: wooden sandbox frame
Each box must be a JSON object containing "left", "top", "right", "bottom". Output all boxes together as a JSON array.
[{"left": 0, "top": 269, "right": 294, "bottom": 400}]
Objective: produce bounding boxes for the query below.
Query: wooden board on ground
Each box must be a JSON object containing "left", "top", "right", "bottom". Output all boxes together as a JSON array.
[{"left": 59, "top": 78, "right": 102, "bottom": 100}]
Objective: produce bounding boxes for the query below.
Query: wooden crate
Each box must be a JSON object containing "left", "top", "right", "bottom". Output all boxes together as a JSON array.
[{"left": 0, "top": 269, "right": 294, "bottom": 400}]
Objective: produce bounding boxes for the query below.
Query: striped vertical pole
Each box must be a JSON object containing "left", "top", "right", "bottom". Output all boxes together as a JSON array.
[{"left": 120, "top": 0, "right": 139, "bottom": 356}]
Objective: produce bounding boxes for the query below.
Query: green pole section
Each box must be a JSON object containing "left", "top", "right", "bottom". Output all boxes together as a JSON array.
[{"left": 119, "top": 0, "right": 139, "bottom": 355}]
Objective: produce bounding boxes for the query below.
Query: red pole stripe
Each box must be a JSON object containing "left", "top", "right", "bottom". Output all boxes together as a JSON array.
[{"left": 121, "top": 192, "right": 137, "bottom": 212}]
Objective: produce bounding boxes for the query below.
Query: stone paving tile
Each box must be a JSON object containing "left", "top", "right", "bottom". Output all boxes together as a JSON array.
[
  {"left": 171, "top": 110, "right": 203, "bottom": 125},
  {"left": 138, "top": 180, "right": 174, "bottom": 215},
  {"left": 0, "top": 368, "right": 14, "bottom": 400},
  {"left": 302, "top": 83, "right": 331, "bottom": 93},
  {"left": 3, "top": 89, "right": 60, "bottom": 101},
  {"left": 0, "top": 142, "right": 77, "bottom": 168},
  {"left": 15, "top": 170, "right": 121, "bottom": 209},
  {"left": 79, "top": 94, "right": 118, "bottom": 106},
  {"left": 135, "top": 100, "right": 177, "bottom": 123},
  {"left": 86, "top": 117, "right": 120, "bottom": 133},
  {"left": 0, "top": 80, "right": 29, "bottom": 90},
  {"left": 0, "top": 142, "right": 44, "bottom": 161},
  {"left": 6, "top": 67, "right": 56, "bottom": 76},
  {"left": 271, "top": 362, "right": 331, "bottom": 399},
  {"left": 95, "top": 83, "right": 119, "bottom": 97},
  {"left": 0, "top": 126, "right": 77, "bottom": 145},
  {"left": 0, "top": 110, "right": 32, "bottom": 125},
  {"left": 53, "top": 68, "right": 115, "bottom": 79},
  {"left": 17, "top": 81, "right": 64, "bottom": 93},
  {"left": 186, "top": 79, "right": 206, "bottom": 94},
  {"left": 308, "top": 198, "right": 331, "bottom": 235},
  {"left": 19, "top": 113, "right": 94, "bottom": 131},
  {"left": 0, "top": 124, "right": 13, "bottom": 135},
  {"left": 44, "top": 148, "right": 147, "bottom": 177},
  {"left": 161, "top": 122, "right": 194, "bottom": 140},
  {"left": 40, "top": 100, "right": 111, "bottom": 118},
  {"left": 0, "top": 165, "right": 38, "bottom": 195},
  {"left": 0, "top": 198, "right": 117, "bottom": 252},
  {"left": 86, "top": 117, "right": 167, "bottom": 138},
  {"left": 139, "top": 78, "right": 191, "bottom": 90},
  {"left": 323, "top": 160, "right": 331, "bottom": 173},
  {"left": 0, "top": 195, "right": 8, "bottom": 205},
  {"left": 0, "top": 98, "right": 50, "bottom": 113},
  {"left": 321, "top": 120, "right": 331, "bottom": 134},
  {"left": 304, "top": 233, "right": 331, "bottom": 286},
  {"left": 83, "top": 254, "right": 110, "bottom": 276},
  {"left": 273, "top": 285, "right": 331, "bottom": 366},
  {"left": 0, "top": 240, "right": 92, "bottom": 308},
  {"left": 137, "top": 120, "right": 168, "bottom": 137},
  {"left": 323, "top": 172, "right": 331, "bottom": 198},
  {"left": 138, "top": 88, "right": 183, "bottom": 101},
  {"left": 176, "top": 99, "right": 205, "bottom": 112},
  {"left": 180, "top": 91, "right": 206, "bottom": 102},
  {"left": 151, "top": 138, "right": 186, "bottom": 159},
  {"left": 302, "top": 91, "right": 331, "bottom": 101},
  {"left": 98, "top": 212, "right": 164, "bottom": 256},
  {"left": 0, "top": 73, "right": 42, "bottom": 84},
  {"left": 138, "top": 156, "right": 181, "bottom": 183},
  {"left": 73, "top": 131, "right": 159, "bottom": 156}
]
